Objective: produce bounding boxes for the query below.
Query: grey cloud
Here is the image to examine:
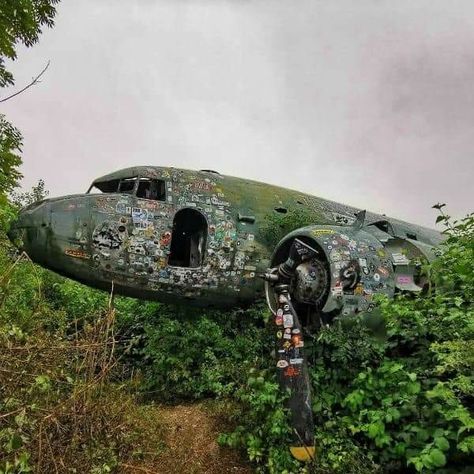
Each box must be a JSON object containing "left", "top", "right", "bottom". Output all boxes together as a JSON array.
[{"left": 2, "top": 0, "right": 473, "bottom": 228}]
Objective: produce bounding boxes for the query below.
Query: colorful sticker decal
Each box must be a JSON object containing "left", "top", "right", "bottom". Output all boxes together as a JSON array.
[
  {"left": 283, "top": 313, "right": 294, "bottom": 328},
  {"left": 65, "top": 248, "right": 90, "bottom": 259},
  {"left": 392, "top": 252, "right": 410, "bottom": 265},
  {"left": 284, "top": 366, "right": 300, "bottom": 377}
]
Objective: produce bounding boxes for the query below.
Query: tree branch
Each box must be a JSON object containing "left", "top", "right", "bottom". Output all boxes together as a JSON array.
[{"left": 0, "top": 61, "right": 50, "bottom": 103}]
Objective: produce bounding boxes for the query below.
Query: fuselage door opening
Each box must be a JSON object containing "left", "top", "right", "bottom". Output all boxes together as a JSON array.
[{"left": 168, "top": 208, "right": 208, "bottom": 268}]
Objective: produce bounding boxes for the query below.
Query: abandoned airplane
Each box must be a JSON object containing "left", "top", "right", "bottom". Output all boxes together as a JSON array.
[{"left": 8, "top": 166, "right": 442, "bottom": 461}]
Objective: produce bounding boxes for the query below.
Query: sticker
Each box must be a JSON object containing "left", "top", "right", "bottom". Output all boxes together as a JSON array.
[
  {"left": 276, "top": 331, "right": 283, "bottom": 339},
  {"left": 283, "top": 313, "right": 294, "bottom": 328},
  {"left": 291, "top": 328, "right": 301, "bottom": 334},
  {"left": 65, "top": 249, "right": 90, "bottom": 259},
  {"left": 275, "top": 314, "right": 283, "bottom": 326},
  {"left": 290, "top": 358, "right": 304, "bottom": 365},
  {"left": 378, "top": 267, "right": 390, "bottom": 277},
  {"left": 160, "top": 231, "right": 172, "bottom": 246},
  {"left": 277, "top": 360, "right": 289, "bottom": 368},
  {"left": 284, "top": 366, "right": 300, "bottom": 377},
  {"left": 116, "top": 202, "right": 127, "bottom": 213},
  {"left": 276, "top": 308, "right": 284, "bottom": 317},
  {"left": 278, "top": 294, "right": 288, "bottom": 304},
  {"left": 312, "top": 229, "right": 335, "bottom": 236},
  {"left": 132, "top": 208, "right": 148, "bottom": 222},
  {"left": 373, "top": 273, "right": 380, "bottom": 282},
  {"left": 283, "top": 332, "right": 292, "bottom": 340},
  {"left": 292, "top": 335, "right": 303, "bottom": 347},
  {"left": 397, "top": 275, "right": 413, "bottom": 284},
  {"left": 392, "top": 252, "right": 410, "bottom": 265}
]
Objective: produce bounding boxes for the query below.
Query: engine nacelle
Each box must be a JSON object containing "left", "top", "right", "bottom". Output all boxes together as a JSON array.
[{"left": 269, "top": 224, "right": 436, "bottom": 319}]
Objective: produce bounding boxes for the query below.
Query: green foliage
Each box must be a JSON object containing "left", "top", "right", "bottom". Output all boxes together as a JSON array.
[
  {"left": 0, "top": 0, "right": 59, "bottom": 87},
  {"left": 0, "top": 235, "right": 167, "bottom": 472},
  {"left": 218, "top": 369, "right": 304, "bottom": 474},
  {"left": 10, "top": 179, "right": 49, "bottom": 208},
  {"left": 0, "top": 0, "right": 60, "bottom": 204},
  {"left": 221, "top": 211, "right": 474, "bottom": 473},
  {"left": 135, "top": 304, "right": 271, "bottom": 400},
  {"left": 0, "top": 115, "right": 23, "bottom": 195},
  {"left": 0, "top": 194, "right": 17, "bottom": 233},
  {"left": 260, "top": 207, "right": 317, "bottom": 248}
]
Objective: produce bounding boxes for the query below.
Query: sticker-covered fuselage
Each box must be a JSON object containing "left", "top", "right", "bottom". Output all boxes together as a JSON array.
[{"left": 10, "top": 166, "right": 442, "bottom": 307}]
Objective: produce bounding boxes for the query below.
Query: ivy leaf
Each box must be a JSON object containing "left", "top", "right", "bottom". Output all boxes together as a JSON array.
[
  {"left": 435, "top": 436, "right": 449, "bottom": 451},
  {"left": 429, "top": 448, "right": 446, "bottom": 467}
]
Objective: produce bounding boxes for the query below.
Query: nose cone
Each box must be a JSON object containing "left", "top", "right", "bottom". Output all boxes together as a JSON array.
[{"left": 8, "top": 201, "right": 50, "bottom": 259}]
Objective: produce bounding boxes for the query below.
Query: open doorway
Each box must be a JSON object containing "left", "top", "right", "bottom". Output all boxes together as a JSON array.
[{"left": 168, "top": 209, "right": 207, "bottom": 267}]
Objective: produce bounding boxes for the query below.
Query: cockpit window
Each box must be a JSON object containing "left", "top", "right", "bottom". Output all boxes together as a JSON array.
[
  {"left": 118, "top": 178, "right": 137, "bottom": 194},
  {"left": 370, "top": 220, "right": 394, "bottom": 235},
  {"left": 87, "top": 176, "right": 166, "bottom": 199},
  {"left": 136, "top": 178, "right": 166, "bottom": 201},
  {"left": 89, "top": 179, "right": 120, "bottom": 193}
]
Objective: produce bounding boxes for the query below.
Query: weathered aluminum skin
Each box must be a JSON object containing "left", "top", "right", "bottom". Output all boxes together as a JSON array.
[{"left": 10, "top": 166, "right": 442, "bottom": 309}]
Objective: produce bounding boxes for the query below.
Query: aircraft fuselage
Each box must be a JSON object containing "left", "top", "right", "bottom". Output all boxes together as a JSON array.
[{"left": 9, "top": 166, "right": 442, "bottom": 308}]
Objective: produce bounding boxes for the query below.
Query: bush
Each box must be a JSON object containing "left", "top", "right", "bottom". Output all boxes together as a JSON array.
[
  {"left": 221, "top": 212, "right": 474, "bottom": 473},
  {"left": 135, "top": 304, "right": 271, "bottom": 400}
]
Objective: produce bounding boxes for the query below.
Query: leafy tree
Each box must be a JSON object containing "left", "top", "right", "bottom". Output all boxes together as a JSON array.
[
  {"left": 10, "top": 178, "right": 49, "bottom": 207},
  {"left": 0, "top": 114, "right": 23, "bottom": 194},
  {"left": 0, "top": 0, "right": 60, "bottom": 196},
  {"left": 0, "top": 0, "right": 59, "bottom": 88}
]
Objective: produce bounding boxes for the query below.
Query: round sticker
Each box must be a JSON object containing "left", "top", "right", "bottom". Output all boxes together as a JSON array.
[{"left": 277, "top": 360, "right": 289, "bottom": 368}]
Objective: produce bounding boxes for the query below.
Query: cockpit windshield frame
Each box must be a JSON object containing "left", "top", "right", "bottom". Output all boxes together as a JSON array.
[{"left": 87, "top": 175, "right": 167, "bottom": 202}]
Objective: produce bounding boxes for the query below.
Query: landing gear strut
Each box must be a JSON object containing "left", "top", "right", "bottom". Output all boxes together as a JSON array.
[{"left": 262, "top": 239, "right": 317, "bottom": 462}]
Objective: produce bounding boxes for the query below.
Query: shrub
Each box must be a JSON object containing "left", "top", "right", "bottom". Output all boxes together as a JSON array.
[{"left": 221, "top": 212, "right": 474, "bottom": 473}]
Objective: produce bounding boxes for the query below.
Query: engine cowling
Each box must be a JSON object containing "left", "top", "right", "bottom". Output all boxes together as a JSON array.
[{"left": 267, "top": 224, "right": 436, "bottom": 319}]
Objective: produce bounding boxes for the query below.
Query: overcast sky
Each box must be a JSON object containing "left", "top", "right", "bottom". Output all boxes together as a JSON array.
[{"left": 2, "top": 0, "right": 473, "bottom": 228}]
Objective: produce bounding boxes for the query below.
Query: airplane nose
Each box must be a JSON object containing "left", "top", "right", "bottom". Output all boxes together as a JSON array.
[{"left": 8, "top": 201, "right": 50, "bottom": 255}]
